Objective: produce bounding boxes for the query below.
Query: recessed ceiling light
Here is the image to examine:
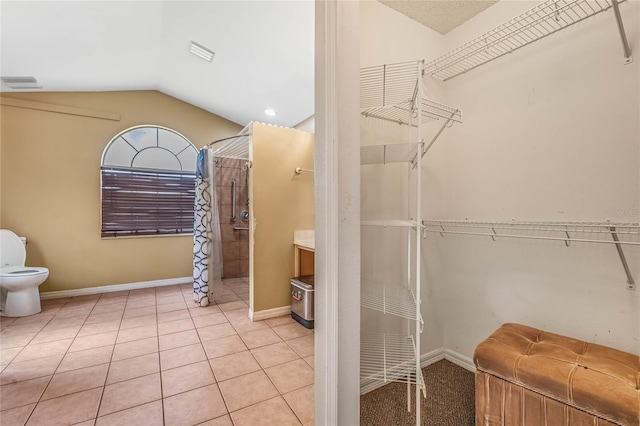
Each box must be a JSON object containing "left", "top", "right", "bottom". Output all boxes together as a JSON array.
[
  {"left": 1, "top": 76, "right": 42, "bottom": 89},
  {"left": 189, "top": 41, "right": 215, "bottom": 62},
  {"left": 264, "top": 109, "right": 277, "bottom": 117}
]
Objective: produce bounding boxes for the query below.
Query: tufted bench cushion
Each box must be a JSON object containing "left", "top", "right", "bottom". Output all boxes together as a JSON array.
[{"left": 474, "top": 323, "right": 640, "bottom": 426}]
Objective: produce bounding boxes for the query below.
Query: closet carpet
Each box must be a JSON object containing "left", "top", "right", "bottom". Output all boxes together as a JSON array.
[{"left": 360, "top": 360, "right": 474, "bottom": 426}]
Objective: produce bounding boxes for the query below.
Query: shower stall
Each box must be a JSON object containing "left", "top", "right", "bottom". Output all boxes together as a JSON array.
[
  {"left": 194, "top": 122, "right": 314, "bottom": 318},
  {"left": 193, "top": 131, "right": 250, "bottom": 306},
  {"left": 216, "top": 157, "right": 250, "bottom": 278}
]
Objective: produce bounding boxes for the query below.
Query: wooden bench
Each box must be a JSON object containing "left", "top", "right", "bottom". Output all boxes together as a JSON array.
[{"left": 474, "top": 323, "right": 639, "bottom": 425}]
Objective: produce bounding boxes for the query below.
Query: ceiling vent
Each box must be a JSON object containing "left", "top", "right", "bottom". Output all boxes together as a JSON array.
[
  {"left": 1, "top": 76, "right": 42, "bottom": 89},
  {"left": 189, "top": 41, "right": 215, "bottom": 62}
]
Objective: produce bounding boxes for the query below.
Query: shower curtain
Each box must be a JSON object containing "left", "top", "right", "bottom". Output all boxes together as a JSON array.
[{"left": 193, "top": 148, "right": 223, "bottom": 306}]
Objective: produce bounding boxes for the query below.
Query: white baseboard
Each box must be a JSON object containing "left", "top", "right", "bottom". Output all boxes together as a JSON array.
[
  {"left": 39, "top": 277, "right": 193, "bottom": 300},
  {"left": 360, "top": 376, "right": 399, "bottom": 395},
  {"left": 250, "top": 305, "right": 291, "bottom": 321},
  {"left": 443, "top": 348, "right": 476, "bottom": 372},
  {"left": 420, "top": 347, "right": 446, "bottom": 367},
  {"left": 421, "top": 348, "right": 475, "bottom": 372}
]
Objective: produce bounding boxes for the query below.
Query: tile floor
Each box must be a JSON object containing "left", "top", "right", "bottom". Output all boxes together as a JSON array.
[{"left": 0, "top": 278, "right": 315, "bottom": 426}]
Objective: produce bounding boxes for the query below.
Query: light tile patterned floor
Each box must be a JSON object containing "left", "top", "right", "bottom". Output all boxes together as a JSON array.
[{"left": 0, "top": 278, "right": 314, "bottom": 425}]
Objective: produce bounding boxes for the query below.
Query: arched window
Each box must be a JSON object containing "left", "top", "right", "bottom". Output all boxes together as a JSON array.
[{"left": 101, "top": 125, "right": 198, "bottom": 237}]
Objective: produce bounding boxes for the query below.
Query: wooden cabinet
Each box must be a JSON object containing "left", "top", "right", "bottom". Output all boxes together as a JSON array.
[{"left": 294, "top": 244, "right": 315, "bottom": 277}]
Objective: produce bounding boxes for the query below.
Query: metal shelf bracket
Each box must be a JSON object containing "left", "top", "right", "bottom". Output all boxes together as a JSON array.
[
  {"left": 611, "top": 0, "right": 633, "bottom": 64},
  {"left": 610, "top": 226, "right": 635, "bottom": 290}
]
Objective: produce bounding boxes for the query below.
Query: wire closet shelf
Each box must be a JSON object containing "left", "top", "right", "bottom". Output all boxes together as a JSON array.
[
  {"left": 360, "top": 143, "right": 422, "bottom": 166},
  {"left": 423, "top": 220, "right": 640, "bottom": 245},
  {"left": 361, "top": 279, "right": 423, "bottom": 324},
  {"left": 424, "top": 220, "right": 639, "bottom": 289},
  {"left": 360, "top": 61, "right": 462, "bottom": 126},
  {"left": 361, "top": 219, "right": 422, "bottom": 228},
  {"left": 360, "top": 333, "right": 426, "bottom": 395},
  {"left": 424, "top": 0, "right": 629, "bottom": 81}
]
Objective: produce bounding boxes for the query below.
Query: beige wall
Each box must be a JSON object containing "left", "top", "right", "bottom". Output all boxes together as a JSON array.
[
  {"left": 250, "top": 123, "right": 314, "bottom": 313},
  {"left": 0, "top": 91, "right": 242, "bottom": 292}
]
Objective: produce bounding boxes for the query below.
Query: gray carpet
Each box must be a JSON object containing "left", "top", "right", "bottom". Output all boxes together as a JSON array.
[{"left": 360, "top": 360, "right": 475, "bottom": 426}]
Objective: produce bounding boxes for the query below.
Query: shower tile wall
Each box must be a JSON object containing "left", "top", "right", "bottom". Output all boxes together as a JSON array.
[{"left": 216, "top": 158, "right": 249, "bottom": 278}]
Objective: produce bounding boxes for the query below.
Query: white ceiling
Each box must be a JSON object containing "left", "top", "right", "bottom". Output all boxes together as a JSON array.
[
  {"left": 1, "top": 1, "right": 496, "bottom": 127},
  {"left": 0, "top": 1, "right": 315, "bottom": 128},
  {"left": 378, "top": 0, "right": 499, "bottom": 34}
]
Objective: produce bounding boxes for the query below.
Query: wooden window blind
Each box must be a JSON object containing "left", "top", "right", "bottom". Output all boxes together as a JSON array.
[{"left": 101, "top": 167, "right": 196, "bottom": 237}]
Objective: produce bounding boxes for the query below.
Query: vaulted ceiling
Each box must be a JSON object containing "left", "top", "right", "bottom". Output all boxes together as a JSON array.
[
  {"left": 0, "top": 1, "right": 314, "bottom": 128},
  {"left": 1, "top": 1, "right": 496, "bottom": 128}
]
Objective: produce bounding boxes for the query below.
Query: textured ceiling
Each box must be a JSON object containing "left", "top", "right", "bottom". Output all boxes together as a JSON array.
[{"left": 378, "top": 0, "right": 499, "bottom": 34}]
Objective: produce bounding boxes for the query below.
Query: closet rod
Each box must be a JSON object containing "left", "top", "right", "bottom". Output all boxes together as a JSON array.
[
  {"left": 423, "top": 220, "right": 639, "bottom": 289},
  {"left": 424, "top": 228, "right": 640, "bottom": 245},
  {"left": 424, "top": 220, "right": 640, "bottom": 234}
]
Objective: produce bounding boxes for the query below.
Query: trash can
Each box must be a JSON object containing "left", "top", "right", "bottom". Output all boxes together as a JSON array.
[{"left": 291, "top": 275, "right": 314, "bottom": 329}]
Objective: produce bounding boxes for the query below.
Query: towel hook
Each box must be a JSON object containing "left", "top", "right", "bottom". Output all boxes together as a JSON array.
[{"left": 295, "top": 167, "right": 314, "bottom": 174}]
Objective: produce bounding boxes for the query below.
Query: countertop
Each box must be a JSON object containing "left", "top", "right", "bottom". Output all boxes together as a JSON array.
[
  {"left": 293, "top": 239, "right": 315, "bottom": 250},
  {"left": 294, "top": 229, "right": 315, "bottom": 250}
]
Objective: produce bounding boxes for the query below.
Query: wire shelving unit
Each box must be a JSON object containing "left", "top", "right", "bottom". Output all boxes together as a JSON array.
[
  {"left": 424, "top": 0, "right": 633, "bottom": 81},
  {"left": 424, "top": 220, "right": 640, "bottom": 240},
  {"left": 360, "top": 333, "right": 426, "bottom": 397},
  {"left": 360, "top": 61, "right": 463, "bottom": 126},
  {"left": 361, "top": 143, "right": 421, "bottom": 166},
  {"left": 359, "top": 175, "right": 424, "bottom": 422},
  {"left": 359, "top": 60, "right": 462, "bottom": 426},
  {"left": 423, "top": 220, "right": 639, "bottom": 289},
  {"left": 361, "top": 279, "right": 423, "bottom": 323},
  {"left": 361, "top": 219, "right": 420, "bottom": 228}
]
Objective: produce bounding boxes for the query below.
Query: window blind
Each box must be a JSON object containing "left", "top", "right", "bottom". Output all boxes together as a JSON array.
[{"left": 101, "top": 167, "right": 196, "bottom": 237}]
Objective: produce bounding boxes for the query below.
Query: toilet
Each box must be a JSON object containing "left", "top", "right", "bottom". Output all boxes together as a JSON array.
[{"left": 0, "top": 230, "right": 49, "bottom": 317}]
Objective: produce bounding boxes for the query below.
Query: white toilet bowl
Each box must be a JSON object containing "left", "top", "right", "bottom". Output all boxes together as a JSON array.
[{"left": 0, "top": 230, "right": 49, "bottom": 317}]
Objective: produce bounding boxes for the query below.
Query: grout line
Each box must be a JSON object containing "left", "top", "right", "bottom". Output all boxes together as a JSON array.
[
  {"left": 2, "top": 282, "right": 313, "bottom": 425},
  {"left": 155, "top": 293, "right": 166, "bottom": 426},
  {"left": 19, "top": 295, "right": 94, "bottom": 425},
  {"left": 282, "top": 392, "right": 307, "bottom": 426},
  {"left": 95, "top": 397, "right": 163, "bottom": 423},
  {"left": 62, "top": 294, "right": 115, "bottom": 423},
  {"left": 13, "top": 403, "right": 37, "bottom": 425},
  {"left": 193, "top": 301, "right": 233, "bottom": 421}
]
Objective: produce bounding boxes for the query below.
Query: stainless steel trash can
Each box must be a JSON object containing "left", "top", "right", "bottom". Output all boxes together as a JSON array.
[{"left": 291, "top": 275, "right": 314, "bottom": 329}]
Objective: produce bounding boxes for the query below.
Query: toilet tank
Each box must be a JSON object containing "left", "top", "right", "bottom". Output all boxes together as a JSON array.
[{"left": 0, "top": 230, "right": 27, "bottom": 268}]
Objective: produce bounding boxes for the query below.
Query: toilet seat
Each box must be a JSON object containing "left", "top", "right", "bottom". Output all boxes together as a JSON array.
[{"left": 1, "top": 266, "right": 49, "bottom": 277}]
